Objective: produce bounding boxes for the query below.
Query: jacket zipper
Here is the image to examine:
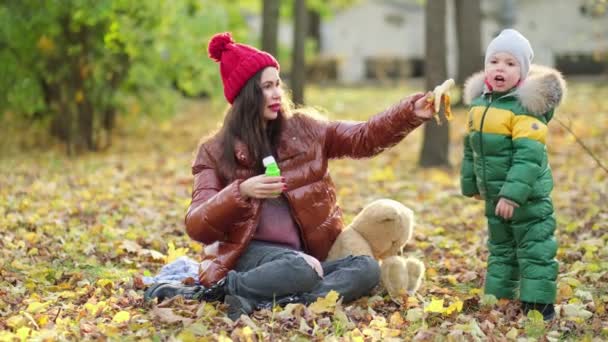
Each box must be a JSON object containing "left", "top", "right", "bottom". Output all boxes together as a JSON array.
[{"left": 479, "top": 94, "right": 494, "bottom": 198}]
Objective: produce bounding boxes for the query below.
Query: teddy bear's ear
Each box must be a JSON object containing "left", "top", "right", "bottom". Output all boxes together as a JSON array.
[{"left": 349, "top": 199, "right": 415, "bottom": 258}]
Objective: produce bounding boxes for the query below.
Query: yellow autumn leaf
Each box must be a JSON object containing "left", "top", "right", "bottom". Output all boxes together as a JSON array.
[
  {"left": 26, "top": 301, "right": 48, "bottom": 314},
  {"left": 564, "top": 277, "right": 582, "bottom": 288},
  {"left": 16, "top": 327, "right": 31, "bottom": 341},
  {"left": 368, "top": 316, "right": 387, "bottom": 329},
  {"left": 112, "top": 311, "right": 130, "bottom": 323},
  {"left": 59, "top": 290, "right": 77, "bottom": 299},
  {"left": 36, "top": 314, "right": 49, "bottom": 327},
  {"left": 361, "top": 328, "right": 381, "bottom": 339},
  {"left": 217, "top": 336, "right": 233, "bottom": 342},
  {"left": 469, "top": 288, "right": 482, "bottom": 295},
  {"left": 166, "top": 241, "right": 189, "bottom": 263},
  {"left": 424, "top": 298, "right": 463, "bottom": 316},
  {"left": 0, "top": 332, "right": 17, "bottom": 341},
  {"left": 97, "top": 279, "right": 114, "bottom": 288},
  {"left": 586, "top": 263, "right": 601, "bottom": 272},
  {"left": 6, "top": 315, "right": 26, "bottom": 329},
  {"left": 506, "top": 327, "right": 519, "bottom": 339},
  {"left": 197, "top": 302, "right": 219, "bottom": 319},
  {"left": 24, "top": 232, "right": 38, "bottom": 244},
  {"left": 445, "top": 300, "right": 464, "bottom": 315},
  {"left": 309, "top": 290, "right": 339, "bottom": 314},
  {"left": 189, "top": 240, "right": 203, "bottom": 253},
  {"left": 85, "top": 301, "right": 107, "bottom": 316},
  {"left": 10, "top": 260, "right": 27, "bottom": 270},
  {"left": 558, "top": 283, "right": 574, "bottom": 302},
  {"left": 384, "top": 328, "right": 402, "bottom": 338},
  {"left": 424, "top": 298, "right": 445, "bottom": 313},
  {"left": 389, "top": 311, "right": 405, "bottom": 328},
  {"left": 240, "top": 326, "right": 254, "bottom": 342},
  {"left": 433, "top": 227, "right": 445, "bottom": 235},
  {"left": 176, "top": 331, "right": 198, "bottom": 342},
  {"left": 351, "top": 336, "right": 364, "bottom": 342}
]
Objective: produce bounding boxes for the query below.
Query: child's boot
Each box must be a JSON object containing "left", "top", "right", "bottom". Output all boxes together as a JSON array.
[{"left": 522, "top": 301, "right": 555, "bottom": 321}]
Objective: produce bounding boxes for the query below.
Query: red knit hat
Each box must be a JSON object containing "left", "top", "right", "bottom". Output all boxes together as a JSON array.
[{"left": 208, "top": 32, "right": 280, "bottom": 104}]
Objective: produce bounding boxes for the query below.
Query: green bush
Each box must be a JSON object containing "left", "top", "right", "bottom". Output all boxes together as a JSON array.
[{"left": 0, "top": 0, "right": 246, "bottom": 153}]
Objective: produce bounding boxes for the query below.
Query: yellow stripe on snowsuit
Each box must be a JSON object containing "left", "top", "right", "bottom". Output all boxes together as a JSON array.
[
  {"left": 511, "top": 115, "right": 547, "bottom": 144},
  {"left": 467, "top": 106, "right": 547, "bottom": 144}
]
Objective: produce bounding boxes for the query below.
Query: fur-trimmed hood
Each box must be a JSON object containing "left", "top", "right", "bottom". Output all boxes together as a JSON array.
[{"left": 463, "top": 65, "right": 567, "bottom": 116}]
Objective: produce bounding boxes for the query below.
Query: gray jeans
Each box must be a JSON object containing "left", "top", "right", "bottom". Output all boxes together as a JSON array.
[{"left": 223, "top": 241, "right": 380, "bottom": 313}]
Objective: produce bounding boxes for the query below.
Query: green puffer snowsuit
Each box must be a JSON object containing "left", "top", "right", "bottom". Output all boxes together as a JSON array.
[{"left": 461, "top": 65, "right": 566, "bottom": 304}]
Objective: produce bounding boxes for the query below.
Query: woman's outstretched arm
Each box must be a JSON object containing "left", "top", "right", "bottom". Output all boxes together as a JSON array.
[{"left": 324, "top": 92, "right": 431, "bottom": 159}]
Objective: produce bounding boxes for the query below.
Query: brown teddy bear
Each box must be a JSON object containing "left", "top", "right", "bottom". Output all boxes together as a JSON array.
[{"left": 327, "top": 199, "right": 425, "bottom": 300}]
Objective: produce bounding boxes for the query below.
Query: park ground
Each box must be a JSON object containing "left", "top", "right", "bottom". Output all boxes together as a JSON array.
[{"left": 1, "top": 78, "right": 607, "bottom": 340}]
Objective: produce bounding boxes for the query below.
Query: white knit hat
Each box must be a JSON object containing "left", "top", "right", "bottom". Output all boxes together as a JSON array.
[{"left": 485, "top": 29, "right": 534, "bottom": 80}]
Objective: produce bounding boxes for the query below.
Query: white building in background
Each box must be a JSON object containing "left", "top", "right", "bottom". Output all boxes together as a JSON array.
[
  {"left": 508, "top": 0, "right": 608, "bottom": 67},
  {"left": 321, "top": 0, "right": 431, "bottom": 83},
  {"left": 319, "top": 0, "right": 608, "bottom": 83}
]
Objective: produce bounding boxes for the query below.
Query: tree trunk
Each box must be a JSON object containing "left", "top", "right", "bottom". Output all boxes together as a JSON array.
[
  {"left": 78, "top": 100, "right": 95, "bottom": 151},
  {"left": 292, "top": 0, "right": 307, "bottom": 105},
  {"left": 261, "top": 0, "right": 279, "bottom": 56},
  {"left": 49, "top": 14, "right": 95, "bottom": 154},
  {"left": 419, "top": 0, "right": 450, "bottom": 168},
  {"left": 308, "top": 9, "right": 321, "bottom": 52},
  {"left": 455, "top": 0, "right": 483, "bottom": 85}
]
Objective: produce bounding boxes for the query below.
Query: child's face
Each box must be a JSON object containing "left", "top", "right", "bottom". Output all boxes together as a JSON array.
[{"left": 484, "top": 52, "right": 521, "bottom": 92}]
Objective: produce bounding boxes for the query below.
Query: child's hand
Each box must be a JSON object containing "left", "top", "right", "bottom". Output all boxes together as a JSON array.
[
  {"left": 495, "top": 198, "right": 516, "bottom": 220},
  {"left": 473, "top": 194, "right": 483, "bottom": 200}
]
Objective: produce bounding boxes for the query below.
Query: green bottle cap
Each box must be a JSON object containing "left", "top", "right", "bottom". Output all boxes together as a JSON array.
[{"left": 263, "top": 156, "right": 281, "bottom": 177}]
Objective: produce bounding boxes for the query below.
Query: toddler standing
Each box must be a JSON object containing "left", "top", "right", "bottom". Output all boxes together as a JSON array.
[{"left": 460, "top": 29, "right": 566, "bottom": 321}]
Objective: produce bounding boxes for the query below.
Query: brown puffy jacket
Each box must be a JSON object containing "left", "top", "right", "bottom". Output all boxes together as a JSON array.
[{"left": 185, "top": 94, "right": 426, "bottom": 286}]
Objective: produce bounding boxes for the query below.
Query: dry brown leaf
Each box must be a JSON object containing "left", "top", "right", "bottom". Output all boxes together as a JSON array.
[{"left": 150, "top": 307, "right": 194, "bottom": 325}]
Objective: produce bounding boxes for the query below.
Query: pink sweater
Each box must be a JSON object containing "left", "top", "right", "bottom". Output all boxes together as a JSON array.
[{"left": 253, "top": 197, "right": 302, "bottom": 250}]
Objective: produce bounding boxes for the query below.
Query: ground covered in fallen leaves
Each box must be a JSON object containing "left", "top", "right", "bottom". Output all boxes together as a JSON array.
[{"left": 1, "top": 78, "right": 607, "bottom": 341}]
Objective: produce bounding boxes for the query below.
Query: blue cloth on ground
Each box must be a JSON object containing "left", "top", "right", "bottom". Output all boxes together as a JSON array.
[{"left": 142, "top": 256, "right": 200, "bottom": 285}]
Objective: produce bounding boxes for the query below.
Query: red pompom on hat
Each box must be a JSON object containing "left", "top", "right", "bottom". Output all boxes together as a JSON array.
[{"left": 207, "top": 32, "right": 279, "bottom": 104}]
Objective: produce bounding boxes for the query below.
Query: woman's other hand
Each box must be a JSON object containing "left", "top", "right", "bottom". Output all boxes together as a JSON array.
[
  {"left": 413, "top": 91, "right": 435, "bottom": 119},
  {"left": 239, "top": 175, "right": 286, "bottom": 199}
]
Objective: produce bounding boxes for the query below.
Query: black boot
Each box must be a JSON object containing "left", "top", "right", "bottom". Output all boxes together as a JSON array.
[
  {"left": 144, "top": 278, "right": 227, "bottom": 303},
  {"left": 225, "top": 295, "right": 255, "bottom": 321},
  {"left": 193, "top": 278, "right": 227, "bottom": 302},
  {"left": 144, "top": 282, "right": 202, "bottom": 302},
  {"left": 255, "top": 294, "right": 308, "bottom": 310},
  {"left": 522, "top": 301, "right": 555, "bottom": 321}
]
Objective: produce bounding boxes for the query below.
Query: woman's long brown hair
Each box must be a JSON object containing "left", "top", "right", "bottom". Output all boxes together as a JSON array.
[{"left": 218, "top": 69, "right": 286, "bottom": 182}]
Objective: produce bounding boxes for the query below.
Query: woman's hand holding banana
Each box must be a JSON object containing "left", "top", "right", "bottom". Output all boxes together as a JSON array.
[{"left": 425, "top": 78, "right": 455, "bottom": 124}]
